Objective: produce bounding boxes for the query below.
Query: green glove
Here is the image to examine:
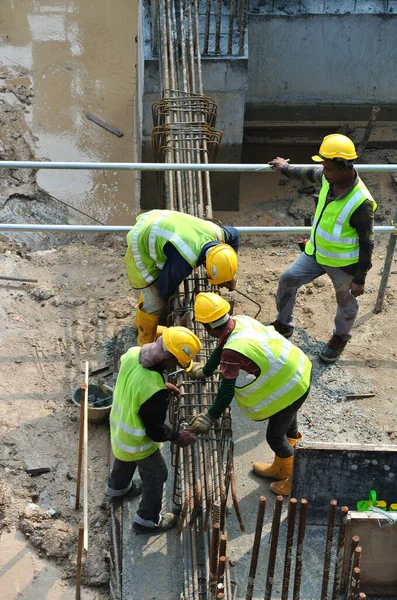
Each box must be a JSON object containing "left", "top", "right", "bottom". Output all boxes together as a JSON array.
[{"left": 189, "top": 412, "right": 214, "bottom": 434}]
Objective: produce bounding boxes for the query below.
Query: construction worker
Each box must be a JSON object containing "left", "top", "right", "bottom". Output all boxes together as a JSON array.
[
  {"left": 269, "top": 134, "right": 377, "bottom": 363},
  {"left": 124, "top": 209, "right": 239, "bottom": 345},
  {"left": 188, "top": 292, "right": 312, "bottom": 496},
  {"left": 105, "top": 326, "right": 200, "bottom": 534}
]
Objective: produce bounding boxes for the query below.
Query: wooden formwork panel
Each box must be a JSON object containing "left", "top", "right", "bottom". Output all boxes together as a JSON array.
[{"left": 343, "top": 512, "right": 397, "bottom": 595}]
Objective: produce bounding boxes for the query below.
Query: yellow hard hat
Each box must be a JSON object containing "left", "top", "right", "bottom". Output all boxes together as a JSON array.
[
  {"left": 312, "top": 134, "right": 357, "bottom": 162},
  {"left": 194, "top": 292, "right": 230, "bottom": 324},
  {"left": 162, "top": 326, "right": 201, "bottom": 370},
  {"left": 205, "top": 244, "right": 238, "bottom": 285}
]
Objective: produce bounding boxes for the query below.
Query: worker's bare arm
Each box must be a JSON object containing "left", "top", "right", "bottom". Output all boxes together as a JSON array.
[{"left": 268, "top": 157, "right": 290, "bottom": 172}]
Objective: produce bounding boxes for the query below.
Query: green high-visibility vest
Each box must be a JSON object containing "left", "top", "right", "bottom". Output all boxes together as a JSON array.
[
  {"left": 305, "top": 176, "right": 377, "bottom": 267},
  {"left": 110, "top": 347, "right": 165, "bottom": 461},
  {"left": 224, "top": 316, "right": 312, "bottom": 421},
  {"left": 124, "top": 209, "right": 224, "bottom": 289}
]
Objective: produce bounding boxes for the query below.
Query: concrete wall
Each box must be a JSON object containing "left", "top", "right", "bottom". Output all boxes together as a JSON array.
[
  {"left": 247, "top": 14, "right": 397, "bottom": 105},
  {"left": 291, "top": 443, "right": 397, "bottom": 525}
]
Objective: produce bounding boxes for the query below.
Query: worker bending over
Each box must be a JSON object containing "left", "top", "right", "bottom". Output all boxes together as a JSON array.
[
  {"left": 105, "top": 326, "right": 200, "bottom": 534},
  {"left": 124, "top": 209, "right": 239, "bottom": 345},
  {"left": 269, "top": 134, "right": 376, "bottom": 363},
  {"left": 188, "top": 292, "right": 312, "bottom": 496}
]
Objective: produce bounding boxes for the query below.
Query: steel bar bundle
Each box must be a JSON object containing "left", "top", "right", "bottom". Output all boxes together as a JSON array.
[
  {"left": 167, "top": 275, "right": 239, "bottom": 599},
  {"left": 153, "top": 1, "right": 243, "bottom": 595}
]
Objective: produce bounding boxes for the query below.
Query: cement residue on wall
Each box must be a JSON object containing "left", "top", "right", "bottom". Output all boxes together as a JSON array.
[{"left": 246, "top": 13, "right": 397, "bottom": 104}]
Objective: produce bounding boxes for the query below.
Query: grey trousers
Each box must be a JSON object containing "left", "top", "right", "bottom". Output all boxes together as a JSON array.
[
  {"left": 107, "top": 449, "right": 168, "bottom": 523},
  {"left": 276, "top": 252, "right": 358, "bottom": 341}
]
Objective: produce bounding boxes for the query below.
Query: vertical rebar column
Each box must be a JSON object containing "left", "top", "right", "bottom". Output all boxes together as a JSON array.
[
  {"left": 374, "top": 204, "right": 397, "bottom": 313},
  {"left": 344, "top": 536, "right": 360, "bottom": 599},
  {"left": 178, "top": 0, "right": 197, "bottom": 216},
  {"left": 151, "top": 0, "right": 159, "bottom": 56},
  {"left": 246, "top": 496, "right": 267, "bottom": 600},
  {"left": 292, "top": 499, "right": 308, "bottom": 600},
  {"left": 321, "top": 499, "right": 337, "bottom": 600},
  {"left": 357, "top": 105, "right": 380, "bottom": 155},
  {"left": 348, "top": 568, "right": 361, "bottom": 600},
  {"left": 210, "top": 522, "right": 221, "bottom": 583},
  {"left": 158, "top": 0, "right": 173, "bottom": 205},
  {"left": 264, "top": 495, "right": 283, "bottom": 600},
  {"left": 281, "top": 498, "right": 298, "bottom": 600},
  {"left": 203, "top": 0, "right": 212, "bottom": 55},
  {"left": 165, "top": 0, "right": 184, "bottom": 212},
  {"left": 193, "top": 0, "right": 211, "bottom": 218},
  {"left": 238, "top": 0, "right": 248, "bottom": 56},
  {"left": 215, "top": 0, "right": 222, "bottom": 55},
  {"left": 228, "top": 0, "right": 236, "bottom": 55},
  {"left": 347, "top": 547, "right": 362, "bottom": 600},
  {"left": 331, "top": 506, "right": 349, "bottom": 600}
]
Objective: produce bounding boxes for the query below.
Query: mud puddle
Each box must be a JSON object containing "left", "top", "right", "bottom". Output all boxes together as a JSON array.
[{"left": 0, "top": 0, "right": 139, "bottom": 226}]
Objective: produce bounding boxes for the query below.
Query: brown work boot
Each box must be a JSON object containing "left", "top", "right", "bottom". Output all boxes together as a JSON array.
[
  {"left": 270, "top": 320, "right": 294, "bottom": 339},
  {"left": 319, "top": 334, "right": 348, "bottom": 363},
  {"left": 133, "top": 512, "right": 178, "bottom": 535}
]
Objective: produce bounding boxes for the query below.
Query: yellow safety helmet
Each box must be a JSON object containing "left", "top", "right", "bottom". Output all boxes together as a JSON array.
[
  {"left": 312, "top": 134, "right": 358, "bottom": 163},
  {"left": 162, "top": 326, "right": 201, "bottom": 370},
  {"left": 205, "top": 244, "right": 238, "bottom": 285},
  {"left": 194, "top": 292, "right": 230, "bottom": 324}
]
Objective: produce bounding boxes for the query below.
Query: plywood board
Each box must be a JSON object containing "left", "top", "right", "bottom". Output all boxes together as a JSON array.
[{"left": 343, "top": 511, "right": 397, "bottom": 595}]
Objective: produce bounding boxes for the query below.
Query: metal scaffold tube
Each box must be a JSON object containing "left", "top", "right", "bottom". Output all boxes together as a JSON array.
[
  {"left": 2, "top": 160, "right": 397, "bottom": 172},
  {"left": 0, "top": 224, "right": 394, "bottom": 234}
]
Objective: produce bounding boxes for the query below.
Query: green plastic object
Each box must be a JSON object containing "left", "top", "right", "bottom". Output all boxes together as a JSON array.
[{"left": 356, "top": 489, "right": 387, "bottom": 511}]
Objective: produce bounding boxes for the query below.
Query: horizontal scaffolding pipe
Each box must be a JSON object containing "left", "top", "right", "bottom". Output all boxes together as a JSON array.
[
  {"left": 0, "top": 224, "right": 395, "bottom": 234},
  {"left": 2, "top": 161, "right": 397, "bottom": 173}
]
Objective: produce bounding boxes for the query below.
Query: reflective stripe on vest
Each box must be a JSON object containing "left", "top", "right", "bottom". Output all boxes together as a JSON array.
[
  {"left": 130, "top": 210, "right": 161, "bottom": 285},
  {"left": 224, "top": 316, "right": 311, "bottom": 421},
  {"left": 125, "top": 210, "right": 223, "bottom": 289},
  {"left": 306, "top": 177, "right": 376, "bottom": 267},
  {"left": 110, "top": 347, "right": 164, "bottom": 461}
]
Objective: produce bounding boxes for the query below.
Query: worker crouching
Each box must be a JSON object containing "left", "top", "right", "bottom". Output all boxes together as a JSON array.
[
  {"left": 105, "top": 326, "right": 200, "bottom": 534},
  {"left": 188, "top": 292, "right": 312, "bottom": 496},
  {"left": 124, "top": 209, "right": 239, "bottom": 346}
]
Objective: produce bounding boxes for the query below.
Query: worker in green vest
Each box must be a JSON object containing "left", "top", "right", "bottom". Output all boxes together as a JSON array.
[
  {"left": 105, "top": 326, "right": 200, "bottom": 534},
  {"left": 269, "top": 134, "right": 377, "bottom": 363},
  {"left": 188, "top": 292, "right": 312, "bottom": 496},
  {"left": 124, "top": 209, "right": 239, "bottom": 346}
]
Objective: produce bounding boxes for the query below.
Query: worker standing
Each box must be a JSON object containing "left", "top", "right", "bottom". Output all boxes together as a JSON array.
[
  {"left": 124, "top": 209, "right": 239, "bottom": 345},
  {"left": 105, "top": 326, "right": 200, "bottom": 534},
  {"left": 269, "top": 134, "right": 376, "bottom": 363},
  {"left": 188, "top": 292, "right": 312, "bottom": 496}
]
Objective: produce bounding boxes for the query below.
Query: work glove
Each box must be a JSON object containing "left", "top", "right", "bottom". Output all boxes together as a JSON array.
[
  {"left": 186, "top": 362, "right": 207, "bottom": 381},
  {"left": 175, "top": 430, "right": 196, "bottom": 448},
  {"left": 189, "top": 412, "right": 215, "bottom": 434}
]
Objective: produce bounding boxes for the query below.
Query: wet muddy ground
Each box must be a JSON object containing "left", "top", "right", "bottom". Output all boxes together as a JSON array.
[{"left": 0, "top": 0, "right": 138, "bottom": 225}]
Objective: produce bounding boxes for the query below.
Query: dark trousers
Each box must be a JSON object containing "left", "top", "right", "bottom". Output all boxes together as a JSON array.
[
  {"left": 266, "top": 387, "right": 310, "bottom": 458},
  {"left": 108, "top": 449, "right": 168, "bottom": 523}
]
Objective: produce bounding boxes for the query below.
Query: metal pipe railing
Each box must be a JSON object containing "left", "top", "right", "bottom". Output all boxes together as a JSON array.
[
  {"left": 0, "top": 224, "right": 394, "bottom": 234},
  {"left": 2, "top": 161, "right": 397, "bottom": 172}
]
